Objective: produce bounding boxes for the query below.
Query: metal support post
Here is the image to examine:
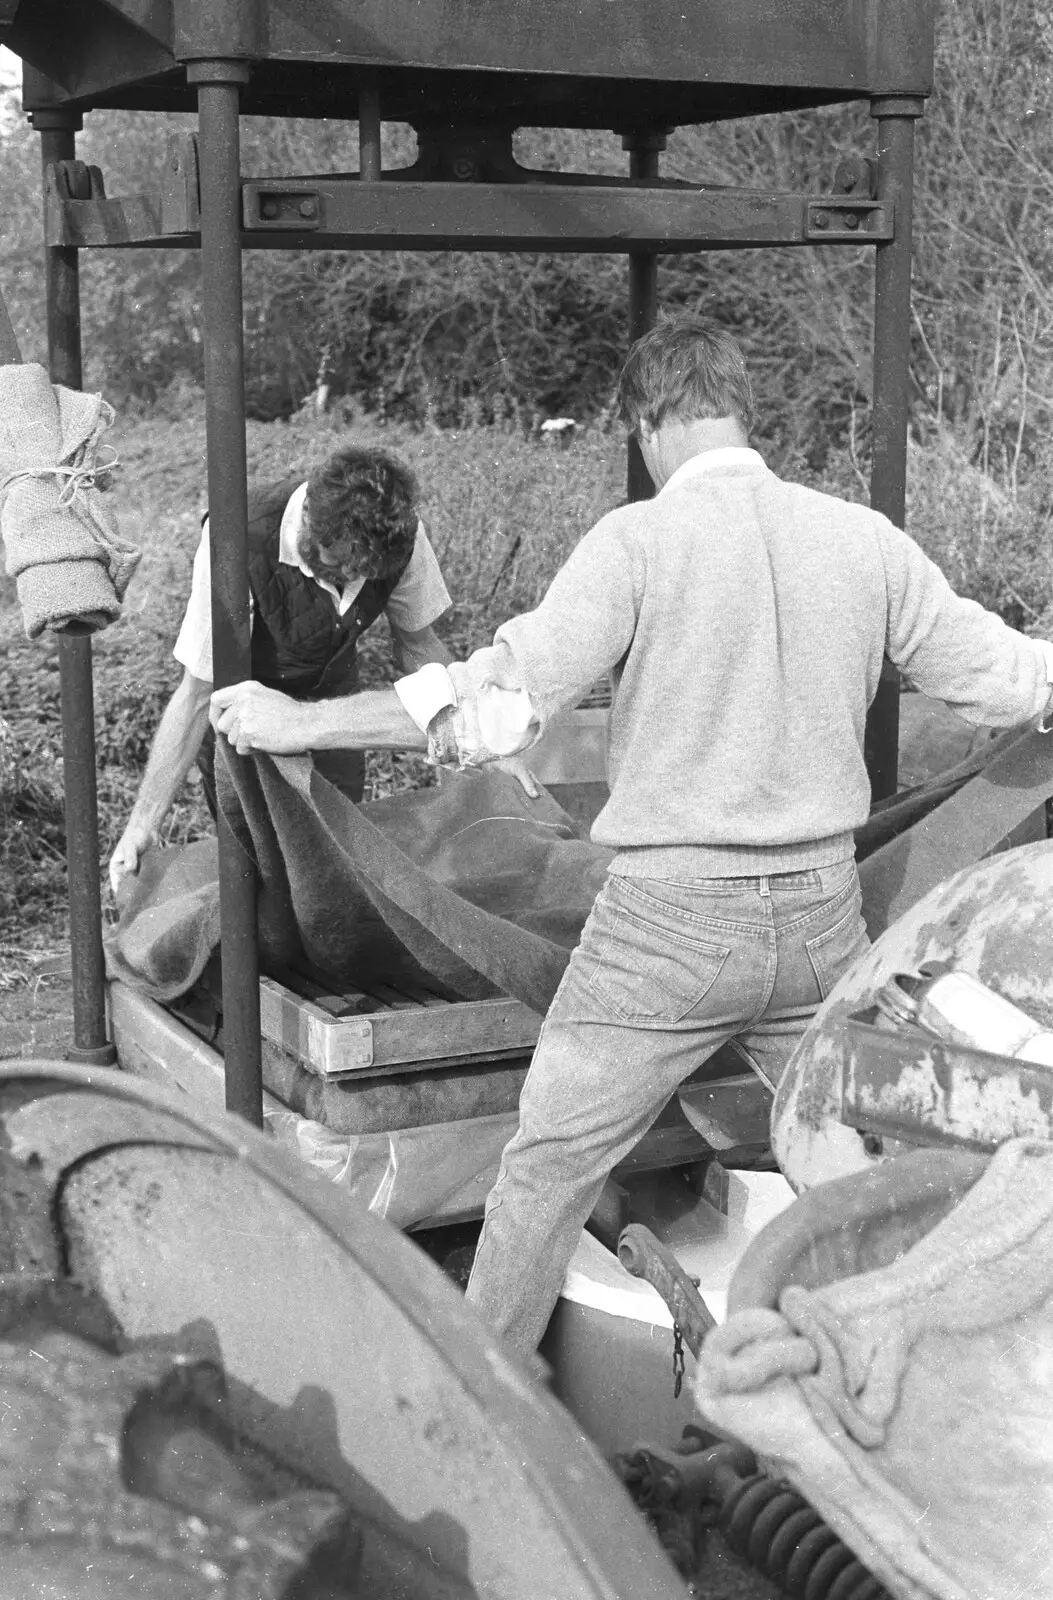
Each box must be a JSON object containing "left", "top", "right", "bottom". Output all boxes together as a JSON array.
[
  {"left": 358, "top": 83, "right": 382, "bottom": 181},
  {"left": 624, "top": 131, "right": 665, "bottom": 503},
  {"left": 866, "top": 95, "right": 924, "bottom": 802},
  {"left": 188, "top": 59, "right": 262, "bottom": 1126},
  {"left": 32, "top": 107, "right": 116, "bottom": 1066}
]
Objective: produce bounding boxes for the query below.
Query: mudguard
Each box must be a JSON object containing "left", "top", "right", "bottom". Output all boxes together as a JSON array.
[
  {"left": 0, "top": 1060, "right": 685, "bottom": 1600},
  {"left": 772, "top": 840, "right": 1053, "bottom": 1192}
]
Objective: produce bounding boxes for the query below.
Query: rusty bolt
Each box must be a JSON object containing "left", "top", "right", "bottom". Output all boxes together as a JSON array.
[
  {"left": 843, "top": 212, "right": 861, "bottom": 231},
  {"left": 811, "top": 209, "right": 830, "bottom": 231},
  {"left": 299, "top": 198, "right": 317, "bottom": 219},
  {"left": 260, "top": 198, "right": 279, "bottom": 220}
]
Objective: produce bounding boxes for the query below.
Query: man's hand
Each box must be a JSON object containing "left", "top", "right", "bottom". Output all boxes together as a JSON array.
[
  {"left": 210, "top": 682, "right": 315, "bottom": 755},
  {"left": 109, "top": 821, "right": 158, "bottom": 897}
]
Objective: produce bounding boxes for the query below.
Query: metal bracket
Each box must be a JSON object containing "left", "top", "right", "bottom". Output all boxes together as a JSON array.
[
  {"left": 691, "top": 1157, "right": 731, "bottom": 1215},
  {"left": 45, "top": 157, "right": 173, "bottom": 247},
  {"left": 832, "top": 154, "right": 877, "bottom": 199},
  {"left": 243, "top": 183, "right": 323, "bottom": 230},
  {"left": 840, "top": 1010, "right": 1053, "bottom": 1151},
  {"left": 47, "top": 158, "right": 103, "bottom": 203},
  {"left": 805, "top": 197, "right": 889, "bottom": 240}
]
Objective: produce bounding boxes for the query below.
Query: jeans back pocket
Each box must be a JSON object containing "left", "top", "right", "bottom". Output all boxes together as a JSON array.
[
  {"left": 805, "top": 890, "right": 868, "bottom": 1000},
  {"left": 585, "top": 879, "right": 731, "bottom": 1024}
]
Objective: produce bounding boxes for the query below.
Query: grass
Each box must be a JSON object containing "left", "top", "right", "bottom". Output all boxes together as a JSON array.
[{"left": 2, "top": 392, "right": 1051, "bottom": 957}]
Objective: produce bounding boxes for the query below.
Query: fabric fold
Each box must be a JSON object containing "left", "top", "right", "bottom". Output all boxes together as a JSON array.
[
  {"left": 695, "top": 1139, "right": 1053, "bottom": 1600},
  {"left": 107, "top": 743, "right": 612, "bottom": 1016}
]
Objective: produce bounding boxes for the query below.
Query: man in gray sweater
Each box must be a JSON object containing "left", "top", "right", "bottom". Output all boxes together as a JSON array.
[{"left": 212, "top": 316, "right": 1053, "bottom": 1358}]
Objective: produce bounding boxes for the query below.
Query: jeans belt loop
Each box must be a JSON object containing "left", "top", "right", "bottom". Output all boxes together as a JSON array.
[{"left": 759, "top": 874, "right": 771, "bottom": 898}]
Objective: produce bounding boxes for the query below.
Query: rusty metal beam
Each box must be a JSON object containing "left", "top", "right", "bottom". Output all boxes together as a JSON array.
[
  {"left": 46, "top": 179, "right": 893, "bottom": 252},
  {"left": 252, "top": 181, "right": 893, "bottom": 253}
]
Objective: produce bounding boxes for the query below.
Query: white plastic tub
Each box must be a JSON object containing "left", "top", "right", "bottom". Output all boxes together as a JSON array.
[{"left": 541, "top": 1170, "right": 794, "bottom": 1457}]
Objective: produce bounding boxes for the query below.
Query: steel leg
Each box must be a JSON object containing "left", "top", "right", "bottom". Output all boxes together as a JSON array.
[
  {"left": 358, "top": 83, "right": 382, "bottom": 181},
  {"left": 190, "top": 60, "right": 262, "bottom": 1126},
  {"left": 867, "top": 96, "right": 925, "bottom": 802},
  {"left": 33, "top": 108, "right": 116, "bottom": 1066},
  {"left": 625, "top": 132, "right": 665, "bottom": 504}
]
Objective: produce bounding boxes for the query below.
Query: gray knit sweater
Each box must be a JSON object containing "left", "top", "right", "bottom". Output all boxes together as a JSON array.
[{"left": 480, "top": 448, "right": 1053, "bottom": 878}]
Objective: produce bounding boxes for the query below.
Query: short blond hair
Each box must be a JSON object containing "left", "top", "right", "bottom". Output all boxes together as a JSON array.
[{"left": 617, "top": 315, "right": 755, "bottom": 435}]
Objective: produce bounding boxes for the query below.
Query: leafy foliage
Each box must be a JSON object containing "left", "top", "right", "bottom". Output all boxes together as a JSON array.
[{"left": 0, "top": 0, "right": 1050, "bottom": 463}]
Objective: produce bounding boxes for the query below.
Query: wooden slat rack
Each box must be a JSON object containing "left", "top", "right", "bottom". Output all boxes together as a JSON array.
[{"left": 259, "top": 969, "right": 543, "bottom": 1080}]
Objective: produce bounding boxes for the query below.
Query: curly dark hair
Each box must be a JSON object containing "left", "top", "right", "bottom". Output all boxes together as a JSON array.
[{"left": 300, "top": 447, "right": 420, "bottom": 583}]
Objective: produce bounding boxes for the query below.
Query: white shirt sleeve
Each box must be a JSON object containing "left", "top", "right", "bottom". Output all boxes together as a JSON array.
[
  {"left": 172, "top": 520, "right": 216, "bottom": 683},
  {"left": 172, "top": 519, "right": 255, "bottom": 684},
  {"left": 384, "top": 521, "right": 452, "bottom": 632},
  {"left": 394, "top": 658, "right": 539, "bottom": 763}
]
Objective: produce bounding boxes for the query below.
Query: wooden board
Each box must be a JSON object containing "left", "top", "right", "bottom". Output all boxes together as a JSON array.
[
  {"left": 110, "top": 981, "right": 283, "bottom": 1117},
  {"left": 258, "top": 975, "right": 543, "bottom": 1079},
  {"left": 110, "top": 981, "right": 708, "bottom": 1227}
]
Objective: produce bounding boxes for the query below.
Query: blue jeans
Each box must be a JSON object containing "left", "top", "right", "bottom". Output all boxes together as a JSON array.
[{"left": 464, "top": 860, "right": 869, "bottom": 1357}]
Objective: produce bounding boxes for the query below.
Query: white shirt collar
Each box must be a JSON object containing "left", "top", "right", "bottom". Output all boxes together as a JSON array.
[
  {"left": 278, "top": 480, "right": 366, "bottom": 616},
  {"left": 658, "top": 447, "right": 768, "bottom": 497}
]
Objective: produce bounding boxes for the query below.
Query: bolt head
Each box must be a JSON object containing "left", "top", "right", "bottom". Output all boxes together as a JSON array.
[
  {"left": 844, "top": 212, "right": 861, "bottom": 230},
  {"left": 812, "top": 209, "right": 830, "bottom": 230},
  {"left": 260, "top": 199, "right": 279, "bottom": 220},
  {"left": 299, "top": 198, "right": 317, "bottom": 219}
]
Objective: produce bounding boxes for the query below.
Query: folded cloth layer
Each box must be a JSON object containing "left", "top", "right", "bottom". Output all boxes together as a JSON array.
[
  {"left": 0, "top": 363, "right": 141, "bottom": 637},
  {"left": 106, "top": 742, "right": 612, "bottom": 1014},
  {"left": 695, "top": 1139, "right": 1053, "bottom": 1600}
]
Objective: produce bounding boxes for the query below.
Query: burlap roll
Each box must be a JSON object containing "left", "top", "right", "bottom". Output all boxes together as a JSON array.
[{"left": 0, "top": 363, "right": 141, "bottom": 638}]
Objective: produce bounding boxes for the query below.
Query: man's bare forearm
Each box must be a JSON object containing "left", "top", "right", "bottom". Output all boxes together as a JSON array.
[
  {"left": 210, "top": 682, "right": 428, "bottom": 755},
  {"left": 127, "top": 670, "right": 213, "bottom": 834},
  {"left": 301, "top": 689, "right": 428, "bottom": 750}
]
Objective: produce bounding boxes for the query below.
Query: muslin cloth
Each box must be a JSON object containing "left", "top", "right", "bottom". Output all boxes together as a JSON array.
[{"left": 695, "top": 1138, "right": 1053, "bottom": 1600}]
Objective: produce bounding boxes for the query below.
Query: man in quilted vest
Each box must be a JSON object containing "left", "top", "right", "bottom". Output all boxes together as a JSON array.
[{"left": 108, "top": 446, "right": 453, "bottom": 895}]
